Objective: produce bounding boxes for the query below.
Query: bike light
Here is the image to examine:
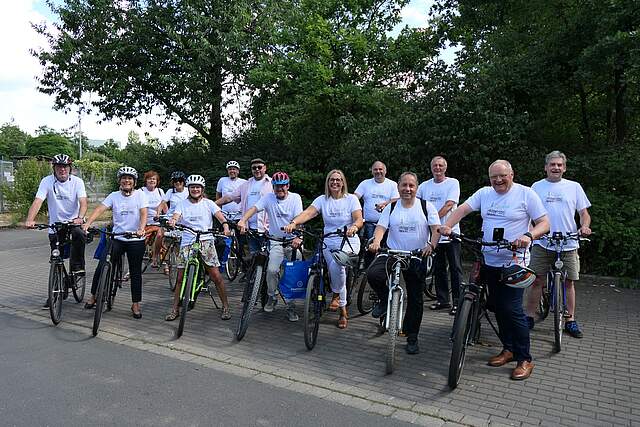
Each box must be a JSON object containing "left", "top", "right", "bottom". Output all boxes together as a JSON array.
[
  {"left": 554, "top": 260, "right": 563, "bottom": 269},
  {"left": 52, "top": 249, "right": 61, "bottom": 257}
]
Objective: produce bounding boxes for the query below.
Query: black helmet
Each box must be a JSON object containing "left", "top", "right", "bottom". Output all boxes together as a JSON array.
[{"left": 171, "top": 171, "right": 186, "bottom": 181}]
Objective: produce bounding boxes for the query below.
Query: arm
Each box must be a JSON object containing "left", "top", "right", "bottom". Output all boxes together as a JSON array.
[
  {"left": 368, "top": 225, "right": 387, "bottom": 253},
  {"left": 578, "top": 208, "right": 592, "bottom": 236},
  {"left": 74, "top": 197, "right": 88, "bottom": 225},
  {"left": 347, "top": 209, "right": 364, "bottom": 237},
  {"left": 157, "top": 200, "right": 168, "bottom": 215},
  {"left": 437, "top": 200, "right": 455, "bottom": 219},
  {"left": 423, "top": 224, "right": 441, "bottom": 257},
  {"left": 237, "top": 206, "right": 258, "bottom": 233},
  {"left": 283, "top": 205, "right": 319, "bottom": 233},
  {"left": 439, "top": 202, "right": 473, "bottom": 235},
  {"left": 82, "top": 204, "right": 108, "bottom": 232},
  {"left": 214, "top": 210, "right": 231, "bottom": 236},
  {"left": 24, "top": 198, "right": 45, "bottom": 228},
  {"left": 514, "top": 214, "right": 550, "bottom": 248},
  {"left": 216, "top": 191, "right": 222, "bottom": 200},
  {"left": 137, "top": 207, "right": 148, "bottom": 236}
]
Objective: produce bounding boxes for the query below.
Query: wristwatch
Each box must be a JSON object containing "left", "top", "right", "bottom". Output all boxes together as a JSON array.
[{"left": 524, "top": 232, "right": 533, "bottom": 240}]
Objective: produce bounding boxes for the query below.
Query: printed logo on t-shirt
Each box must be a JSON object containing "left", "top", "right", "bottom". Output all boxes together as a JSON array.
[
  {"left": 398, "top": 223, "right": 417, "bottom": 233},
  {"left": 487, "top": 202, "right": 508, "bottom": 217},
  {"left": 544, "top": 192, "right": 563, "bottom": 203},
  {"left": 55, "top": 194, "right": 69, "bottom": 201},
  {"left": 371, "top": 193, "right": 387, "bottom": 200},
  {"left": 187, "top": 215, "right": 202, "bottom": 222},
  {"left": 119, "top": 209, "right": 134, "bottom": 217},
  {"left": 327, "top": 209, "right": 345, "bottom": 218}
]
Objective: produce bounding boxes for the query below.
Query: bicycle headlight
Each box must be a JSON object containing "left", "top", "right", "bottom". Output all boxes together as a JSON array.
[
  {"left": 554, "top": 260, "right": 563, "bottom": 269},
  {"left": 52, "top": 249, "right": 61, "bottom": 257}
]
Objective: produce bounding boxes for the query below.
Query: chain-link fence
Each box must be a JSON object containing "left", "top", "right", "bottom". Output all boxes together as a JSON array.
[{"left": 0, "top": 159, "right": 15, "bottom": 213}]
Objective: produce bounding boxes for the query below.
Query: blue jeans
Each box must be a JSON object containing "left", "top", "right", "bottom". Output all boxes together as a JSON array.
[{"left": 482, "top": 265, "right": 531, "bottom": 362}]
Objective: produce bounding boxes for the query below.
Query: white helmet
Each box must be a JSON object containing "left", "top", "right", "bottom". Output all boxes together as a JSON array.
[
  {"left": 186, "top": 174, "right": 206, "bottom": 187},
  {"left": 226, "top": 160, "right": 240, "bottom": 169},
  {"left": 117, "top": 166, "right": 138, "bottom": 180},
  {"left": 501, "top": 265, "right": 536, "bottom": 289},
  {"left": 330, "top": 250, "right": 359, "bottom": 268}
]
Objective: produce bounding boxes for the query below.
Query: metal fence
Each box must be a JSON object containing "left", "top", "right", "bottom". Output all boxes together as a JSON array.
[{"left": 0, "top": 159, "right": 15, "bottom": 213}]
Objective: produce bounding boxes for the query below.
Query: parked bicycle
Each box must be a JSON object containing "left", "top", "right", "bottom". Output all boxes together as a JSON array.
[
  {"left": 34, "top": 221, "right": 87, "bottom": 325},
  {"left": 223, "top": 220, "right": 251, "bottom": 282},
  {"left": 536, "top": 232, "right": 589, "bottom": 353}
]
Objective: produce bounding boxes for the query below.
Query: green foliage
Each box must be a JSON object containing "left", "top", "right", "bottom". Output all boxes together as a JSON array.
[
  {"left": 0, "top": 122, "right": 29, "bottom": 158},
  {"left": 25, "top": 130, "right": 75, "bottom": 158},
  {"left": 1, "top": 159, "right": 51, "bottom": 220}
]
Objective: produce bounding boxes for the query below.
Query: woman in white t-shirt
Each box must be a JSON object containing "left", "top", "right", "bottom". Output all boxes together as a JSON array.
[
  {"left": 158, "top": 171, "right": 188, "bottom": 216},
  {"left": 141, "top": 170, "right": 166, "bottom": 270},
  {"left": 284, "top": 169, "right": 363, "bottom": 329},
  {"left": 83, "top": 166, "right": 148, "bottom": 319}
]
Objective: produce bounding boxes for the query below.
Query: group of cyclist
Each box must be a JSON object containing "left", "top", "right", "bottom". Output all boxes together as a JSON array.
[{"left": 26, "top": 149, "right": 592, "bottom": 382}]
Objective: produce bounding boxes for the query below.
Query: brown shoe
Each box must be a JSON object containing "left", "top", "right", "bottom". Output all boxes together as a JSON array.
[
  {"left": 487, "top": 350, "right": 514, "bottom": 367},
  {"left": 511, "top": 360, "right": 534, "bottom": 380}
]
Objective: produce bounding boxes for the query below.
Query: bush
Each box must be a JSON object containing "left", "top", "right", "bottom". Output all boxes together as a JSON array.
[{"left": 1, "top": 159, "right": 51, "bottom": 220}]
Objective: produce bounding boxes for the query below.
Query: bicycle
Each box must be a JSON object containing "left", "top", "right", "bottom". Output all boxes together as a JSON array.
[
  {"left": 537, "top": 232, "right": 589, "bottom": 353},
  {"left": 164, "top": 222, "right": 227, "bottom": 338},
  {"left": 235, "top": 229, "right": 299, "bottom": 341},
  {"left": 351, "top": 233, "right": 378, "bottom": 315},
  {"left": 89, "top": 228, "right": 138, "bottom": 336},
  {"left": 34, "top": 222, "right": 87, "bottom": 325},
  {"left": 223, "top": 220, "right": 250, "bottom": 282},
  {"left": 294, "top": 227, "right": 351, "bottom": 350},
  {"left": 374, "top": 248, "right": 425, "bottom": 374},
  {"left": 447, "top": 232, "right": 513, "bottom": 389}
]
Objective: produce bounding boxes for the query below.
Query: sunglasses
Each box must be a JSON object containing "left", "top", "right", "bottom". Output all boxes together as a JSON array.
[{"left": 251, "top": 165, "right": 264, "bottom": 170}]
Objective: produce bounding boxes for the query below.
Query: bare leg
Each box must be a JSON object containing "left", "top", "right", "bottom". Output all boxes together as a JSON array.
[
  {"left": 206, "top": 265, "right": 229, "bottom": 308},
  {"left": 565, "top": 280, "right": 576, "bottom": 321},
  {"left": 526, "top": 278, "right": 544, "bottom": 317},
  {"left": 171, "top": 268, "right": 185, "bottom": 311}
]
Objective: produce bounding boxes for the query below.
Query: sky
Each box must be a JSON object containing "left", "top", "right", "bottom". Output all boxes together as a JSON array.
[{"left": 0, "top": 0, "right": 438, "bottom": 146}]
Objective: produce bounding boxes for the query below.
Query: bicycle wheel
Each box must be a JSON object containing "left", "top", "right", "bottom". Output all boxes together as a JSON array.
[
  {"left": 356, "top": 272, "right": 375, "bottom": 314},
  {"left": 385, "top": 289, "right": 401, "bottom": 374},
  {"left": 48, "top": 263, "right": 64, "bottom": 325},
  {"left": 107, "top": 261, "right": 121, "bottom": 311},
  {"left": 168, "top": 244, "right": 179, "bottom": 292},
  {"left": 92, "top": 263, "right": 111, "bottom": 336},
  {"left": 141, "top": 238, "right": 154, "bottom": 273},
  {"left": 303, "top": 273, "right": 322, "bottom": 350},
  {"left": 225, "top": 238, "right": 240, "bottom": 282},
  {"left": 553, "top": 272, "right": 563, "bottom": 353},
  {"left": 177, "top": 264, "right": 196, "bottom": 338},
  {"left": 235, "top": 264, "right": 264, "bottom": 341},
  {"left": 537, "top": 284, "right": 550, "bottom": 321},
  {"left": 448, "top": 296, "right": 474, "bottom": 389},
  {"left": 72, "top": 271, "right": 86, "bottom": 302},
  {"left": 423, "top": 256, "right": 436, "bottom": 300}
]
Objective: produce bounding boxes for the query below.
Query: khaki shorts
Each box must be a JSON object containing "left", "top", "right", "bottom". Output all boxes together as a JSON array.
[
  {"left": 177, "top": 239, "right": 220, "bottom": 268},
  {"left": 528, "top": 245, "right": 580, "bottom": 281}
]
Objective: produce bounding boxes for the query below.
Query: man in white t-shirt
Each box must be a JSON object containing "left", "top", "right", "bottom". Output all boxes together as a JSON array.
[
  {"left": 238, "top": 171, "right": 303, "bottom": 322},
  {"left": 216, "top": 160, "right": 247, "bottom": 221},
  {"left": 526, "top": 151, "right": 592, "bottom": 338},
  {"left": 440, "top": 160, "right": 549, "bottom": 381},
  {"left": 217, "top": 158, "right": 273, "bottom": 254},
  {"left": 25, "top": 154, "right": 88, "bottom": 308},
  {"left": 354, "top": 161, "right": 399, "bottom": 241},
  {"left": 367, "top": 172, "right": 441, "bottom": 355},
  {"left": 418, "top": 156, "right": 463, "bottom": 315}
]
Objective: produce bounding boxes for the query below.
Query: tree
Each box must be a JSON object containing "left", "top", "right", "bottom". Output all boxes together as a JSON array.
[
  {"left": 0, "top": 122, "right": 29, "bottom": 158},
  {"left": 33, "top": 0, "right": 260, "bottom": 153},
  {"left": 25, "top": 129, "right": 75, "bottom": 158}
]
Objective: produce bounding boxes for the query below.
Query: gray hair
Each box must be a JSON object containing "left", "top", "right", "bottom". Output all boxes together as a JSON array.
[
  {"left": 545, "top": 150, "right": 567, "bottom": 165},
  {"left": 398, "top": 171, "right": 419, "bottom": 184},
  {"left": 430, "top": 156, "right": 447, "bottom": 166},
  {"left": 488, "top": 159, "right": 513, "bottom": 174}
]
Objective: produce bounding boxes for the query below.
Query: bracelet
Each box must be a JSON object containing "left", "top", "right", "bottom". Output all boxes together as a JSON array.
[{"left": 524, "top": 232, "right": 533, "bottom": 240}]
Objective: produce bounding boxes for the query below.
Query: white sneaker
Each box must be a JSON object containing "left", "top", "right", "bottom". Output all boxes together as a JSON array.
[
  {"left": 286, "top": 303, "right": 299, "bottom": 322},
  {"left": 264, "top": 296, "right": 277, "bottom": 313}
]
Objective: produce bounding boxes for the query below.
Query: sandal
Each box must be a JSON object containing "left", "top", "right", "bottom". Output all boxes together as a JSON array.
[
  {"left": 337, "top": 315, "right": 348, "bottom": 329},
  {"left": 165, "top": 309, "right": 179, "bottom": 321},
  {"left": 163, "top": 264, "right": 170, "bottom": 275},
  {"left": 221, "top": 307, "right": 232, "bottom": 320},
  {"left": 329, "top": 294, "right": 340, "bottom": 312}
]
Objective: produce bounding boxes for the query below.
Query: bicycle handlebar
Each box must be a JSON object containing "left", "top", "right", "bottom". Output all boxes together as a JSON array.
[
  {"left": 34, "top": 221, "right": 81, "bottom": 231},
  {"left": 540, "top": 231, "right": 591, "bottom": 243},
  {"left": 376, "top": 248, "right": 424, "bottom": 261},
  {"left": 448, "top": 232, "right": 514, "bottom": 250},
  {"left": 88, "top": 227, "right": 139, "bottom": 239}
]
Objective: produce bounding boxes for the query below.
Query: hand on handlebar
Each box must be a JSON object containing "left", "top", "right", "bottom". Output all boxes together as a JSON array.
[
  {"left": 136, "top": 228, "right": 146, "bottom": 237},
  {"left": 237, "top": 219, "right": 247, "bottom": 234},
  {"left": 368, "top": 240, "right": 381, "bottom": 253},
  {"left": 283, "top": 223, "right": 297, "bottom": 234},
  {"left": 512, "top": 234, "right": 532, "bottom": 249},
  {"left": 421, "top": 244, "right": 434, "bottom": 258},
  {"left": 579, "top": 225, "right": 592, "bottom": 236},
  {"left": 438, "top": 225, "right": 452, "bottom": 236},
  {"left": 291, "top": 237, "right": 302, "bottom": 249},
  {"left": 346, "top": 225, "right": 358, "bottom": 238},
  {"left": 24, "top": 220, "right": 36, "bottom": 229}
]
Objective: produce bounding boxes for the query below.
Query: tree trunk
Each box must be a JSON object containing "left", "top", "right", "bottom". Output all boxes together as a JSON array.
[{"left": 613, "top": 57, "right": 626, "bottom": 145}]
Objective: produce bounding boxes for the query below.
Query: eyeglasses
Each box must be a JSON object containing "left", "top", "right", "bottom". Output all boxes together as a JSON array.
[
  {"left": 489, "top": 174, "right": 510, "bottom": 180},
  {"left": 329, "top": 178, "right": 343, "bottom": 182},
  {"left": 252, "top": 165, "right": 264, "bottom": 170}
]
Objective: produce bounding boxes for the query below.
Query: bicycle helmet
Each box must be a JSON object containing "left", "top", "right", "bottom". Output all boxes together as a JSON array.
[
  {"left": 117, "top": 166, "right": 138, "bottom": 180},
  {"left": 52, "top": 154, "right": 72, "bottom": 165},
  {"left": 330, "top": 249, "right": 359, "bottom": 268},
  {"left": 185, "top": 174, "right": 206, "bottom": 187},
  {"left": 226, "top": 160, "right": 240, "bottom": 169},
  {"left": 272, "top": 171, "right": 290, "bottom": 185},
  {"left": 501, "top": 265, "right": 536, "bottom": 289},
  {"left": 170, "top": 171, "right": 186, "bottom": 181}
]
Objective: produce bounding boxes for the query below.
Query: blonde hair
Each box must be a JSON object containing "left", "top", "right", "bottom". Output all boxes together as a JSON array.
[{"left": 324, "top": 169, "right": 348, "bottom": 198}]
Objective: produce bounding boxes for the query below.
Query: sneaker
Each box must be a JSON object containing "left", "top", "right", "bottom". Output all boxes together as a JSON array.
[
  {"left": 565, "top": 320, "right": 583, "bottom": 338},
  {"left": 371, "top": 301, "right": 387, "bottom": 319},
  {"left": 286, "top": 303, "right": 299, "bottom": 322},
  {"left": 264, "top": 295, "right": 277, "bottom": 313},
  {"left": 42, "top": 299, "right": 50, "bottom": 310},
  {"left": 526, "top": 316, "right": 535, "bottom": 330},
  {"left": 406, "top": 340, "right": 420, "bottom": 355}
]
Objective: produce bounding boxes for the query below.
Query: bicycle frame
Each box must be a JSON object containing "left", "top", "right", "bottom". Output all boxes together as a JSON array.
[{"left": 384, "top": 258, "right": 406, "bottom": 330}]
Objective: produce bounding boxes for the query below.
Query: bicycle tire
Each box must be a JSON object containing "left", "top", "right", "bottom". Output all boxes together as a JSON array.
[
  {"left": 177, "top": 264, "right": 196, "bottom": 338},
  {"left": 107, "top": 261, "right": 121, "bottom": 311},
  {"left": 385, "top": 289, "right": 401, "bottom": 374},
  {"left": 235, "top": 264, "right": 264, "bottom": 341},
  {"left": 48, "top": 263, "right": 64, "bottom": 325},
  {"left": 304, "top": 273, "right": 321, "bottom": 350},
  {"left": 538, "top": 284, "right": 550, "bottom": 321},
  {"left": 168, "top": 244, "right": 178, "bottom": 292},
  {"left": 356, "top": 272, "right": 375, "bottom": 314},
  {"left": 92, "top": 263, "right": 111, "bottom": 336},
  {"left": 225, "top": 238, "right": 240, "bottom": 282},
  {"left": 448, "top": 296, "right": 474, "bottom": 389},
  {"left": 553, "top": 272, "right": 563, "bottom": 353},
  {"left": 72, "top": 272, "right": 86, "bottom": 303}
]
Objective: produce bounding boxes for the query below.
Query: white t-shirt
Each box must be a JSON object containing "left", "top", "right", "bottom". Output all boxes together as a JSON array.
[
  {"left": 216, "top": 176, "right": 246, "bottom": 218},
  {"left": 417, "top": 177, "right": 461, "bottom": 242},
  {"left": 354, "top": 178, "right": 399, "bottom": 223},
  {"left": 162, "top": 188, "right": 189, "bottom": 215},
  {"left": 246, "top": 179, "right": 266, "bottom": 228},
  {"left": 531, "top": 178, "right": 591, "bottom": 251},
  {"left": 174, "top": 198, "right": 221, "bottom": 247},
  {"left": 311, "top": 194, "right": 361, "bottom": 249},
  {"left": 377, "top": 199, "right": 440, "bottom": 251},
  {"left": 102, "top": 190, "right": 148, "bottom": 241},
  {"left": 465, "top": 183, "right": 547, "bottom": 267},
  {"left": 35, "top": 175, "right": 87, "bottom": 234},
  {"left": 141, "top": 186, "right": 165, "bottom": 224},
  {"left": 254, "top": 192, "right": 303, "bottom": 238}
]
